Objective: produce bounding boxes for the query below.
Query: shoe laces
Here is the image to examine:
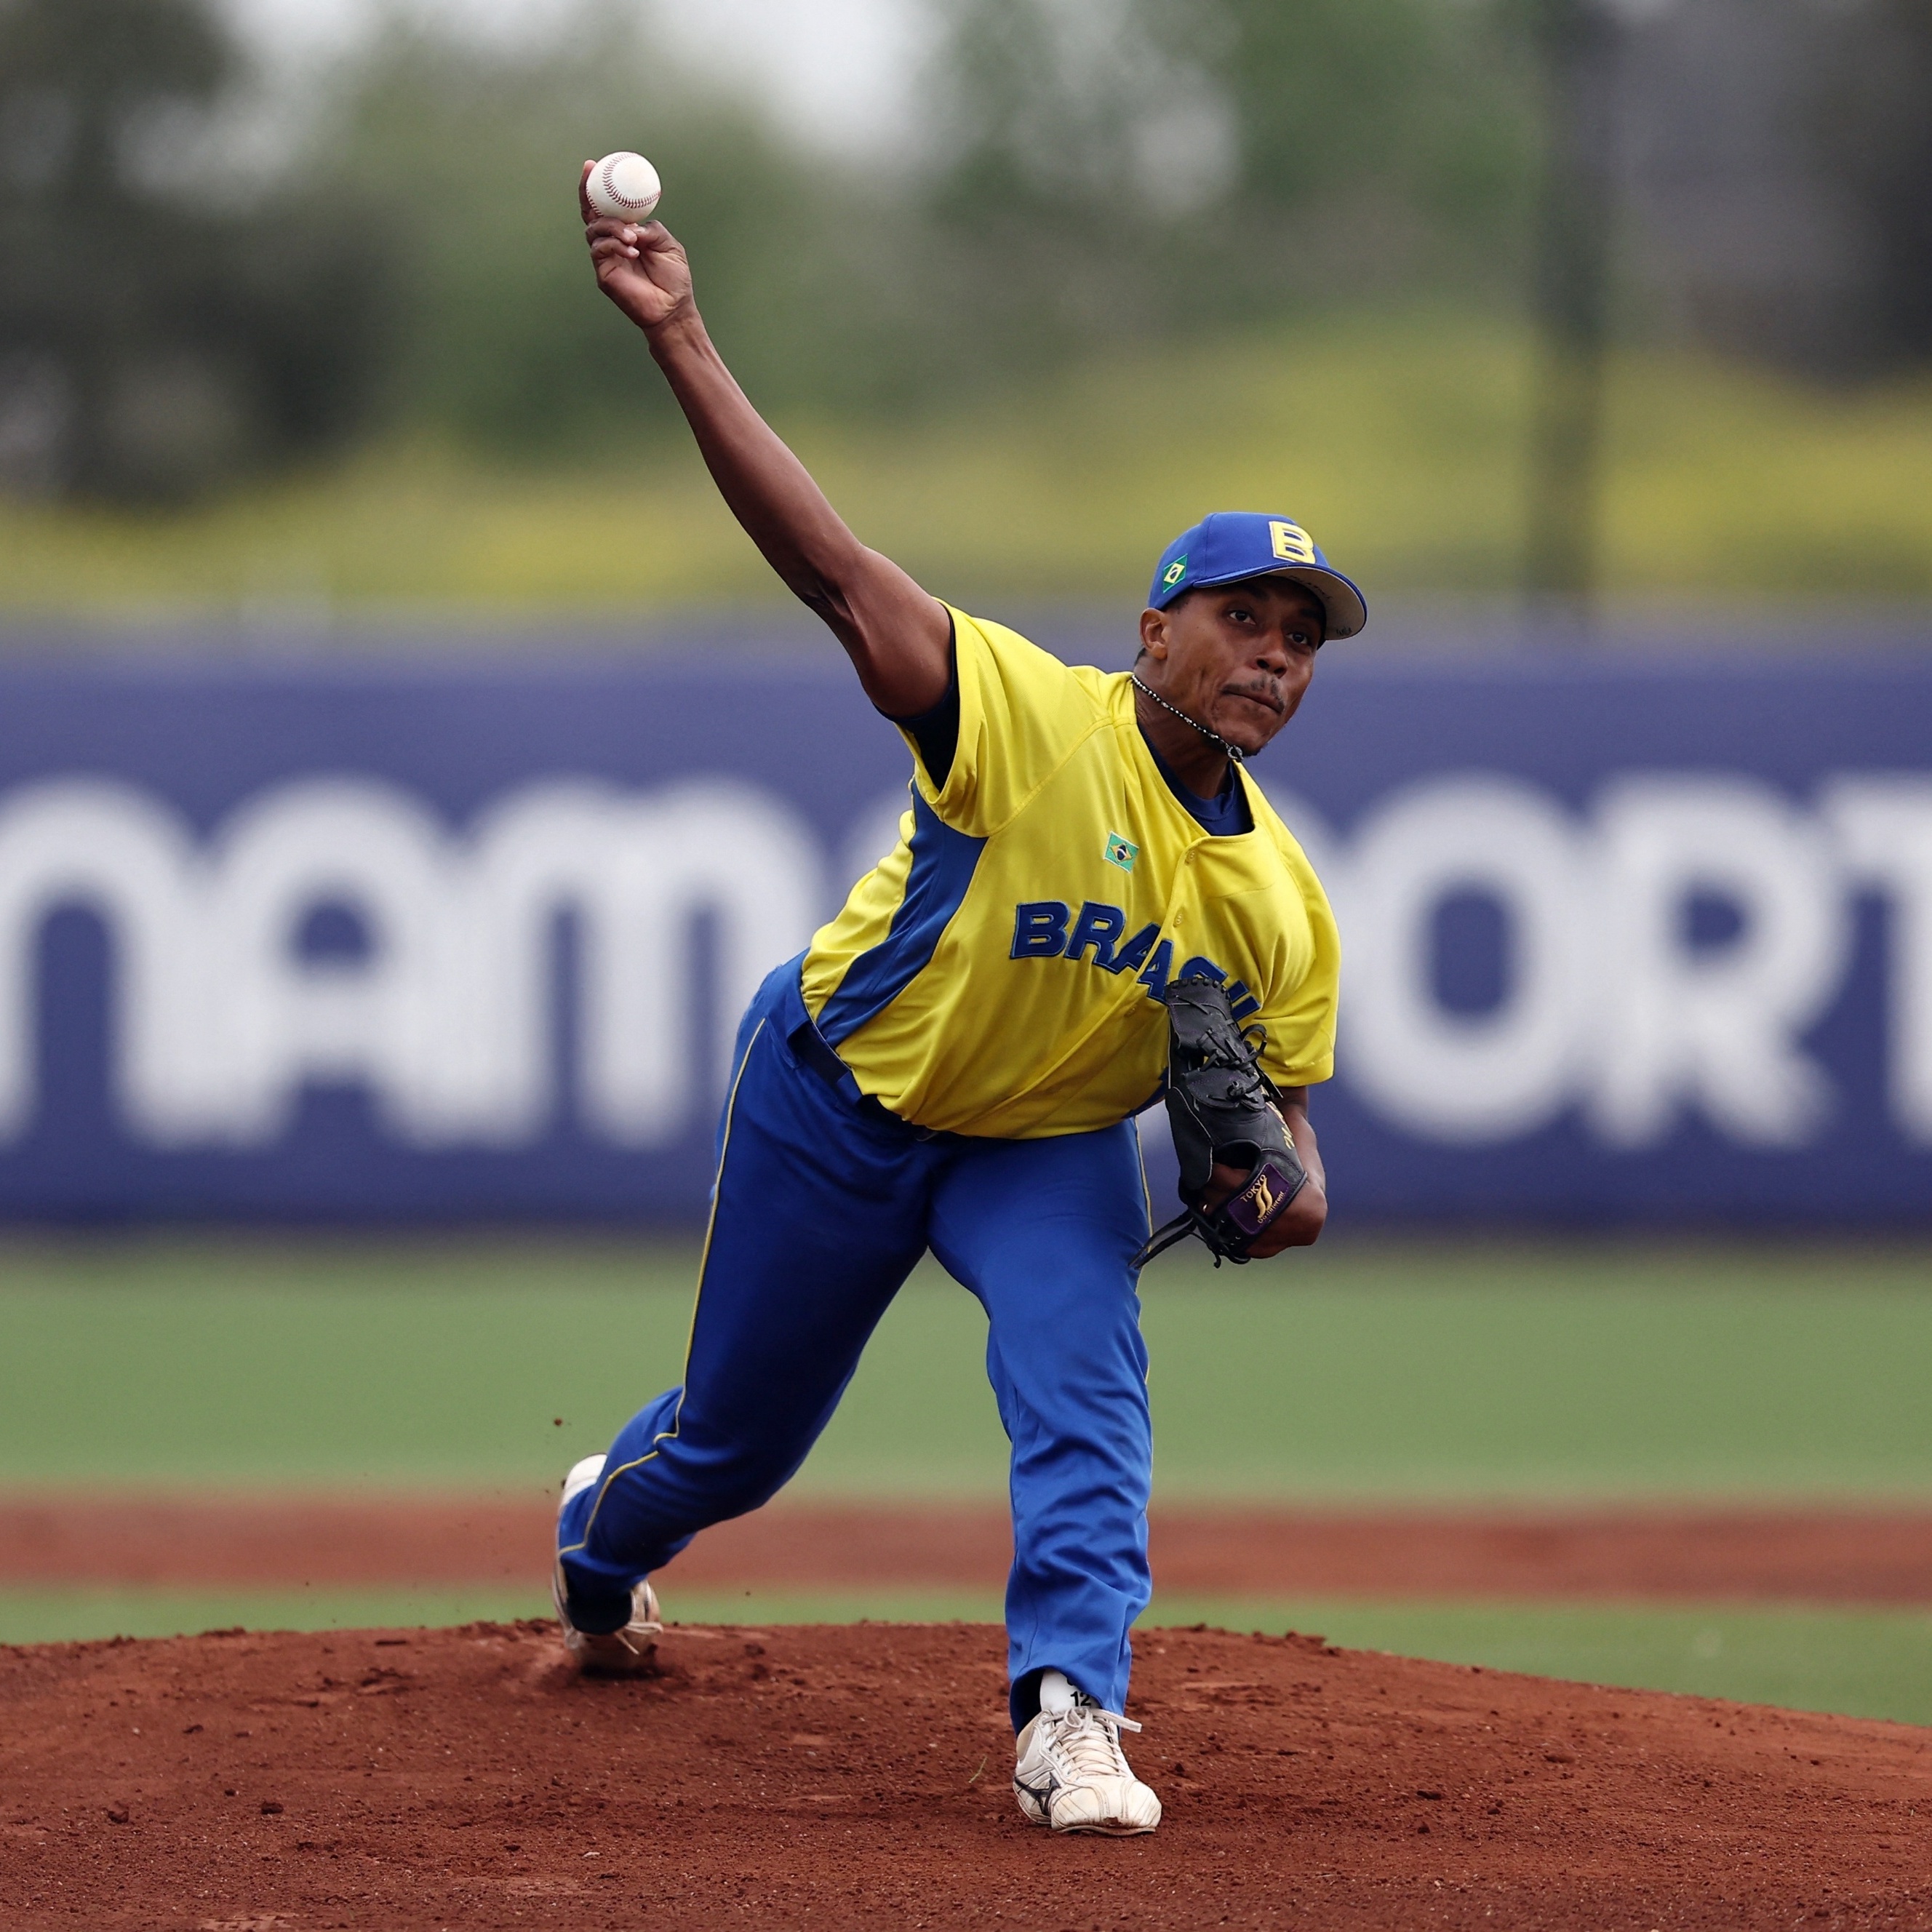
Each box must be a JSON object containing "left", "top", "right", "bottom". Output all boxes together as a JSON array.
[
  {"left": 618, "top": 1584, "right": 664, "bottom": 1647},
  {"left": 1042, "top": 1696, "right": 1142, "bottom": 1784}
]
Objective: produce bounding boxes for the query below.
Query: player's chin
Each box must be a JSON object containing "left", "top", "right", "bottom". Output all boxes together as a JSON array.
[{"left": 1215, "top": 697, "right": 1286, "bottom": 754}]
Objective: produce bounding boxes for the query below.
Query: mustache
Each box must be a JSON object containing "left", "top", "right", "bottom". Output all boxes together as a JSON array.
[{"left": 1221, "top": 680, "right": 1285, "bottom": 714}]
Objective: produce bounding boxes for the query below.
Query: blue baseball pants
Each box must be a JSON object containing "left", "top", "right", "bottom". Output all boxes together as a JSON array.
[{"left": 556, "top": 957, "right": 1154, "bottom": 1727}]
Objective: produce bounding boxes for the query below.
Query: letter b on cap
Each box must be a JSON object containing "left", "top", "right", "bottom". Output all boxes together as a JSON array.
[{"left": 1270, "top": 521, "right": 1314, "bottom": 564}]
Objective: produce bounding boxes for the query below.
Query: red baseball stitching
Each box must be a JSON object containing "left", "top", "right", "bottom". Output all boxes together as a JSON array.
[{"left": 597, "top": 155, "right": 656, "bottom": 215}]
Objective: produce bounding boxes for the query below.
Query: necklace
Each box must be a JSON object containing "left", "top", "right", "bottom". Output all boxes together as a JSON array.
[{"left": 1130, "top": 674, "right": 1245, "bottom": 763}]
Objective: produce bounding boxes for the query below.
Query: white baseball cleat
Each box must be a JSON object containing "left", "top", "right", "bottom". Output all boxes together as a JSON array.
[
  {"left": 1013, "top": 1691, "right": 1162, "bottom": 1836},
  {"left": 552, "top": 1453, "right": 663, "bottom": 1675}
]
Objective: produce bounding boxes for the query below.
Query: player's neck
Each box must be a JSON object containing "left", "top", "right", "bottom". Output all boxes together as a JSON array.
[{"left": 1133, "top": 686, "right": 1232, "bottom": 799}]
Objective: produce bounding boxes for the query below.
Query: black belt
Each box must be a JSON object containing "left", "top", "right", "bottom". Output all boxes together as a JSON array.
[
  {"left": 790, "top": 1017, "right": 856, "bottom": 1091},
  {"left": 787, "top": 1018, "right": 946, "bottom": 1141}
]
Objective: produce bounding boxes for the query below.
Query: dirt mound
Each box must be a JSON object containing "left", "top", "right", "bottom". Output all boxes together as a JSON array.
[
  {"left": 2, "top": 1621, "right": 1927, "bottom": 1929},
  {"left": 9, "top": 1495, "right": 1932, "bottom": 1602}
]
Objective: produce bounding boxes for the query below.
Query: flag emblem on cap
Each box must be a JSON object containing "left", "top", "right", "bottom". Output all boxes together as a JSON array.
[
  {"left": 1162, "top": 557, "right": 1187, "bottom": 587},
  {"left": 1104, "top": 832, "right": 1138, "bottom": 871}
]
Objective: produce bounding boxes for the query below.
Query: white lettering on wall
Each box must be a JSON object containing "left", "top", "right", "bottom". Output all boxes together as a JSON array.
[
  {"left": 1826, "top": 777, "right": 1932, "bottom": 1145},
  {"left": 1588, "top": 777, "right": 1845, "bottom": 1149},
  {"left": 0, "top": 781, "right": 204, "bottom": 1144},
  {"left": 0, "top": 766, "right": 1926, "bottom": 1153},
  {"left": 1320, "top": 771, "right": 1919, "bottom": 1149},
  {"left": 1339, "top": 778, "right": 1590, "bottom": 1143},
  {"left": 0, "top": 776, "right": 821, "bottom": 1151},
  {"left": 206, "top": 779, "right": 461, "bottom": 1146}
]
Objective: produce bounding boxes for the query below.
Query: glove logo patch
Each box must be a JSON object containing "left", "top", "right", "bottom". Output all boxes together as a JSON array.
[{"left": 1103, "top": 832, "right": 1138, "bottom": 873}]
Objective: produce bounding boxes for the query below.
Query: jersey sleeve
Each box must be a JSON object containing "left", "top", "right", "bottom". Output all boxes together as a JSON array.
[
  {"left": 1257, "top": 841, "right": 1341, "bottom": 1090},
  {"left": 897, "top": 607, "right": 1106, "bottom": 839}
]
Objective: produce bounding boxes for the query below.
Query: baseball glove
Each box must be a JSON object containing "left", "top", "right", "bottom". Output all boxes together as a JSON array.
[{"left": 1133, "top": 975, "right": 1307, "bottom": 1268}]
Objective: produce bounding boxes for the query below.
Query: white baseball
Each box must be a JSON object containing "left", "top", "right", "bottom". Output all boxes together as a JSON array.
[{"left": 587, "top": 151, "right": 662, "bottom": 223}]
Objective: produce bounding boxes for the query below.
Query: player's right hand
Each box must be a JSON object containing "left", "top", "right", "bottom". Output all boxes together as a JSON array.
[
  {"left": 580, "top": 161, "right": 693, "bottom": 335},
  {"left": 1202, "top": 1158, "right": 1326, "bottom": 1256}
]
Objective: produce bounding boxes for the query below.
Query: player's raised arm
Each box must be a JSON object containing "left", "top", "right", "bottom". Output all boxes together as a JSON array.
[{"left": 579, "top": 165, "right": 952, "bottom": 716}]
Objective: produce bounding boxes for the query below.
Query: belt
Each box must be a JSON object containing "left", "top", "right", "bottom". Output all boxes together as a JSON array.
[{"left": 786, "top": 1015, "right": 946, "bottom": 1141}]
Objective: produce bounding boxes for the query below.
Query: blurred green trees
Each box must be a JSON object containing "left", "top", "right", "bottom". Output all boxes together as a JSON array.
[
  {"left": 0, "top": 0, "right": 391, "bottom": 500},
  {"left": 927, "top": 0, "right": 1533, "bottom": 346},
  {"left": 1, "top": 0, "right": 1927, "bottom": 507},
  {"left": 1811, "top": 0, "right": 1932, "bottom": 372},
  {"left": 0, "top": 0, "right": 1538, "bottom": 492},
  {"left": 324, "top": 23, "right": 944, "bottom": 458},
  {"left": 333, "top": 0, "right": 1541, "bottom": 448}
]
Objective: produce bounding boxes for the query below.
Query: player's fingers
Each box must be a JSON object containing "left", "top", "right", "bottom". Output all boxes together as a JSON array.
[
  {"left": 578, "top": 159, "right": 595, "bottom": 223},
  {"left": 588, "top": 236, "right": 641, "bottom": 265},
  {"left": 583, "top": 216, "right": 638, "bottom": 244},
  {"left": 1200, "top": 1159, "right": 1247, "bottom": 1213}
]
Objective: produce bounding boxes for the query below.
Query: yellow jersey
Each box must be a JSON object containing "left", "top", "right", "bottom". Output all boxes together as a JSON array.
[{"left": 799, "top": 607, "right": 1340, "bottom": 1138}]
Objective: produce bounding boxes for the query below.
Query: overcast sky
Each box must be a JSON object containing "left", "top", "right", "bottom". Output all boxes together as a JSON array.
[{"left": 220, "top": 0, "right": 931, "bottom": 153}]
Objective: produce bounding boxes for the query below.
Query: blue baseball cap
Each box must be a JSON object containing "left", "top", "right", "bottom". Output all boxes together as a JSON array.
[{"left": 1147, "top": 512, "right": 1367, "bottom": 640}]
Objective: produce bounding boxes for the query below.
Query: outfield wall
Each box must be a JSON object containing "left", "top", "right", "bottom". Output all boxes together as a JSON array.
[{"left": 0, "top": 633, "right": 1924, "bottom": 1226}]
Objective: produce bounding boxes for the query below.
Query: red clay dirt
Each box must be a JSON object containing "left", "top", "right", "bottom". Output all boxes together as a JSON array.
[
  {"left": 1, "top": 1618, "right": 1928, "bottom": 1930},
  {"left": 6, "top": 1495, "right": 1932, "bottom": 1603}
]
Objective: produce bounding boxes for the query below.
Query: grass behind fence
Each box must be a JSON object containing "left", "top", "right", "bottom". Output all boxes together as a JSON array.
[{"left": 4, "top": 314, "right": 1929, "bottom": 617}]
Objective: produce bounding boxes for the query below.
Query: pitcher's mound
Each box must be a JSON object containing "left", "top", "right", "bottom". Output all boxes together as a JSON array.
[{"left": 2, "top": 1620, "right": 1925, "bottom": 1930}]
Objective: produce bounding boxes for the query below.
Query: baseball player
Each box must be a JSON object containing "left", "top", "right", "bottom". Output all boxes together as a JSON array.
[{"left": 554, "top": 167, "right": 1357, "bottom": 1837}]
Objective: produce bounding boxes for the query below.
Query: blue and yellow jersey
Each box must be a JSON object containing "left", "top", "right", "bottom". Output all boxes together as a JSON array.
[{"left": 799, "top": 607, "right": 1340, "bottom": 1138}]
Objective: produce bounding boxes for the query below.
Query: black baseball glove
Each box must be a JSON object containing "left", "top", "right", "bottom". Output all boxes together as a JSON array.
[{"left": 1133, "top": 975, "right": 1308, "bottom": 1268}]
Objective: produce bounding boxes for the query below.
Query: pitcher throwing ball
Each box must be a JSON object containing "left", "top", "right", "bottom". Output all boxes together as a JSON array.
[{"left": 555, "top": 162, "right": 1360, "bottom": 1837}]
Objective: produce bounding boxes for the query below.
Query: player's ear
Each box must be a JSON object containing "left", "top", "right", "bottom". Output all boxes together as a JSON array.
[{"left": 1138, "top": 606, "right": 1170, "bottom": 663}]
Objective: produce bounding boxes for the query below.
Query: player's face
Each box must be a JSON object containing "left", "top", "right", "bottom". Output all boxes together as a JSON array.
[{"left": 1138, "top": 578, "right": 1325, "bottom": 757}]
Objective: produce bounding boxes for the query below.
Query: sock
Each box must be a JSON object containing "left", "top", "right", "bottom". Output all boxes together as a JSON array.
[{"left": 1038, "top": 1669, "right": 1076, "bottom": 1716}]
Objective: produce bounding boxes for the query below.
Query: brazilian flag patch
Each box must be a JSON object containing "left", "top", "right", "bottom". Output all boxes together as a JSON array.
[{"left": 1104, "top": 832, "right": 1138, "bottom": 872}]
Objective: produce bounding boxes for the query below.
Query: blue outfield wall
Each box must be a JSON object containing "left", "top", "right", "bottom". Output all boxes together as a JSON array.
[{"left": 0, "top": 627, "right": 1925, "bottom": 1227}]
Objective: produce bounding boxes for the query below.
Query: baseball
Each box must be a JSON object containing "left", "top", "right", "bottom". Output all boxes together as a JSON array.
[{"left": 587, "top": 151, "right": 662, "bottom": 223}]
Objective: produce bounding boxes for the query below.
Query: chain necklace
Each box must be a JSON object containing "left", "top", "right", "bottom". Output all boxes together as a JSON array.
[{"left": 1130, "top": 673, "right": 1245, "bottom": 763}]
